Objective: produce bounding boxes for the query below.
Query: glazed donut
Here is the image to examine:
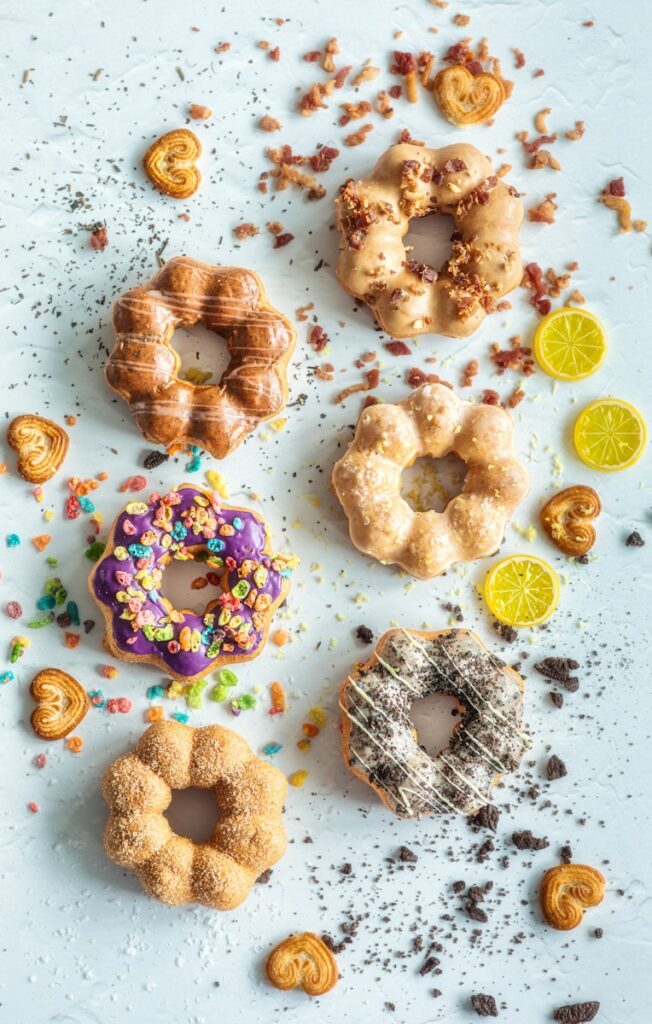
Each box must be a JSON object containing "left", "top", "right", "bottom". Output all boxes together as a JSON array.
[
  {"left": 89, "top": 482, "right": 294, "bottom": 681},
  {"left": 335, "top": 142, "right": 523, "bottom": 339},
  {"left": 105, "top": 256, "right": 296, "bottom": 459},
  {"left": 339, "top": 627, "right": 530, "bottom": 819},
  {"left": 102, "top": 720, "right": 287, "bottom": 909},
  {"left": 332, "top": 383, "right": 528, "bottom": 580}
]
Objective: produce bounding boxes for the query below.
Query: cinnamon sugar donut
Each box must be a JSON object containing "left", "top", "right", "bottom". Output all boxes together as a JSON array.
[
  {"left": 105, "top": 256, "right": 296, "bottom": 459},
  {"left": 336, "top": 142, "right": 523, "bottom": 339},
  {"left": 332, "top": 383, "right": 528, "bottom": 579},
  {"left": 339, "top": 628, "right": 529, "bottom": 818},
  {"left": 102, "top": 720, "right": 287, "bottom": 908}
]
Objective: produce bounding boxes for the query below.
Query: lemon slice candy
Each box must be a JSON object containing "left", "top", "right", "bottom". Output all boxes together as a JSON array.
[
  {"left": 573, "top": 398, "right": 647, "bottom": 471},
  {"left": 534, "top": 307, "right": 607, "bottom": 381},
  {"left": 484, "top": 555, "right": 560, "bottom": 628}
]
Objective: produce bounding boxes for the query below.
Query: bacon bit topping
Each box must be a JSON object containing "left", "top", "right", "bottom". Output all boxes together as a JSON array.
[
  {"left": 315, "top": 364, "right": 334, "bottom": 381},
  {"left": 405, "top": 70, "right": 419, "bottom": 103},
  {"left": 507, "top": 387, "right": 526, "bottom": 408},
  {"left": 233, "top": 222, "right": 259, "bottom": 240},
  {"left": 528, "top": 193, "right": 558, "bottom": 224},
  {"left": 376, "top": 91, "right": 395, "bottom": 118},
  {"left": 532, "top": 150, "right": 561, "bottom": 171},
  {"left": 597, "top": 178, "right": 636, "bottom": 231},
  {"left": 259, "top": 114, "right": 282, "bottom": 132},
  {"left": 545, "top": 267, "right": 572, "bottom": 298},
  {"left": 497, "top": 163, "right": 512, "bottom": 177},
  {"left": 462, "top": 359, "right": 478, "bottom": 387},
  {"left": 513, "top": 47, "right": 525, "bottom": 68},
  {"left": 385, "top": 341, "right": 411, "bottom": 356},
  {"left": 322, "top": 37, "right": 340, "bottom": 73},
  {"left": 273, "top": 232, "right": 294, "bottom": 249},
  {"left": 334, "top": 367, "right": 379, "bottom": 404},
  {"left": 482, "top": 388, "right": 502, "bottom": 406},
  {"left": 444, "top": 40, "right": 474, "bottom": 65},
  {"left": 398, "top": 127, "right": 425, "bottom": 146},
  {"left": 189, "top": 104, "right": 212, "bottom": 119},
  {"left": 304, "top": 50, "right": 321, "bottom": 62},
  {"left": 533, "top": 68, "right": 545, "bottom": 77},
  {"left": 355, "top": 350, "right": 377, "bottom": 367},
  {"left": 517, "top": 131, "right": 558, "bottom": 155},
  {"left": 453, "top": 14, "right": 471, "bottom": 26},
  {"left": 308, "top": 145, "right": 340, "bottom": 172},
  {"left": 269, "top": 46, "right": 281, "bottom": 62},
  {"left": 404, "top": 259, "right": 438, "bottom": 283},
  {"left": 564, "top": 120, "right": 585, "bottom": 141},
  {"left": 266, "top": 145, "right": 327, "bottom": 199},
  {"left": 523, "top": 262, "right": 551, "bottom": 316},
  {"left": 391, "top": 51, "right": 418, "bottom": 75},
  {"left": 215, "top": 42, "right": 231, "bottom": 54},
  {"left": 604, "top": 176, "right": 625, "bottom": 197},
  {"left": 308, "top": 324, "right": 329, "bottom": 351},
  {"left": 490, "top": 338, "right": 535, "bottom": 376},
  {"left": 567, "top": 289, "right": 586, "bottom": 305},
  {"left": 344, "top": 123, "right": 373, "bottom": 147},
  {"left": 333, "top": 65, "right": 352, "bottom": 89},
  {"left": 298, "top": 82, "right": 329, "bottom": 116},
  {"left": 353, "top": 62, "right": 380, "bottom": 86},
  {"left": 443, "top": 158, "right": 468, "bottom": 173},
  {"left": 406, "top": 367, "right": 453, "bottom": 389},
  {"left": 295, "top": 303, "right": 314, "bottom": 322},
  {"left": 389, "top": 84, "right": 402, "bottom": 99},
  {"left": 89, "top": 224, "right": 109, "bottom": 251},
  {"left": 267, "top": 221, "right": 283, "bottom": 235},
  {"left": 339, "top": 100, "right": 372, "bottom": 125}
]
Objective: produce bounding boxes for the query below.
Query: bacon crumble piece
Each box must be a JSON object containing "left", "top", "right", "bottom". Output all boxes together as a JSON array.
[
  {"left": 89, "top": 224, "right": 109, "bottom": 251},
  {"left": 303, "top": 50, "right": 321, "bottom": 62},
  {"left": 523, "top": 262, "right": 551, "bottom": 316},
  {"left": 406, "top": 367, "right": 452, "bottom": 390},
  {"left": 308, "top": 325, "right": 329, "bottom": 352},
  {"left": 309, "top": 146, "right": 340, "bottom": 172},
  {"left": 233, "top": 222, "right": 259, "bottom": 240},
  {"left": 215, "top": 42, "right": 231, "bottom": 54},
  {"left": 376, "top": 91, "right": 395, "bottom": 118},
  {"left": 404, "top": 259, "right": 438, "bottom": 283},
  {"left": 528, "top": 193, "right": 558, "bottom": 224},
  {"left": 334, "top": 367, "right": 380, "bottom": 404},
  {"left": 314, "top": 363, "right": 334, "bottom": 382},
  {"left": 269, "top": 46, "right": 281, "bottom": 62},
  {"left": 295, "top": 302, "right": 315, "bottom": 322},
  {"left": 353, "top": 62, "right": 380, "bottom": 87},
  {"left": 322, "top": 38, "right": 340, "bottom": 73},
  {"left": 517, "top": 131, "right": 558, "bottom": 155},
  {"left": 453, "top": 14, "right": 471, "bottom": 26},
  {"left": 385, "top": 341, "right": 412, "bottom": 356},
  {"left": 565, "top": 120, "right": 585, "bottom": 141},
  {"left": 273, "top": 233, "right": 294, "bottom": 249},
  {"left": 354, "top": 350, "right": 377, "bottom": 368},
  {"left": 507, "top": 387, "right": 526, "bottom": 408},
  {"left": 259, "top": 114, "right": 282, "bottom": 132},
  {"left": 343, "top": 123, "right": 374, "bottom": 147},
  {"left": 598, "top": 177, "right": 638, "bottom": 232},
  {"left": 482, "top": 388, "right": 502, "bottom": 406},
  {"left": 340, "top": 101, "right": 372, "bottom": 125},
  {"left": 189, "top": 104, "right": 212, "bottom": 120},
  {"left": 266, "top": 146, "right": 327, "bottom": 200},
  {"left": 462, "top": 359, "right": 478, "bottom": 387},
  {"left": 490, "top": 338, "right": 535, "bottom": 376},
  {"left": 513, "top": 47, "right": 525, "bottom": 68}
]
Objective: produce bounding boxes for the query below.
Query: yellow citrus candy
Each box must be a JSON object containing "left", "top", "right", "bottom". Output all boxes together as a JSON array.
[
  {"left": 484, "top": 555, "right": 560, "bottom": 628},
  {"left": 534, "top": 307, "right": 607, "bottom": 381},
  {"left": 573, "top": 398, "right": 647, "bottom": 471}
]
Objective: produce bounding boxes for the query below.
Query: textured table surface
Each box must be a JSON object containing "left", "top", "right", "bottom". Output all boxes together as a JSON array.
[{"left": 1, "top": 0, "right": 650, "bottom": 1022}]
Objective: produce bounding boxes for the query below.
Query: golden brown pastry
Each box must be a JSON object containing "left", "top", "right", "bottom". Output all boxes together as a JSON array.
[
  {"left": 266, "top": 933, "right": 338, "bottom": 996},
  {"left": 540, "top": 485, "right": 601, "bottom": 557},
  {"left": 143, "top": 129, "right": 201, "bottom": 199},
  {"left": 540, "top": 863, "right": 606, "bottom": 930},
  {"left": 30, "top": 668, "right": 90, "bottom": 740},
  {"left": 7, "top": 415, "right": 69, "bottom": 483},
  {"left": 332, "top": 382, "right": 528, "bottom": 579},
  {"left": 335, "top": 142, "right": 523, "bottom": 339},
  {"left": 102, "top": 720, "right": 287, "bottom": 909},
  {"left": 433, "top": 65, "right": 505, "bottom": 125},
  {"left": 105, "top": 256, "right": 296, "bottom": 459}
]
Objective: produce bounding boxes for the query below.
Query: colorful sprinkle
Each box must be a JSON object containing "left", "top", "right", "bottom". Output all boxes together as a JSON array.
[
  {"left": 119, "top": 475, "right": 148, "bottom": 492},
  {"left": 272, "top": 628, "right": 290, "bottom": 646},
  {"left": 88, "top": 689, "right": 106, "bottom": 708},
  {"left": 288, "top": 770, "right": 309, "bottom": 788},
  {"left": 216, "top": 668, "right": 238, "bottom": 688},
  {"left": 211, "top": 683, "right": 230, "bottom": 702},
  {"left": 171, "top": 710, "right": 189, "bottom": 724},
  {"left": 205, "top": 469, "right": 230, "bottom": 498},
  {"left": 263, "top": 742, "right": 283, "bottom": 756},
  {"left": 297, "top": 738, "right": 311, "bottom": 753},
  {"left": 27, "top": 801, "right": 40, "bottom": 814},
  {"left": 302, "top": 722, "right": 320, "bottom": 738},
  {"left": 146, "top": 684, "right": 165, "bottom": 700},
  {"left": 269, "top": 680, "right": 286, "bottom": 715},
  {"left": 6, "top": 534, "right": 20, "bottom": 547},
  {"left": 31, "top": 534, "right": 52, "bottom": 551},
  {"left": 0, "top": 671, "right": 15, "bottom": 685},
  {"left": 102, "top": 665, "right": 119, "bottom": 679},
  {"left": 146, "top": 706, "right": 164, "bottom": 722},
  {"left": 6, "top": 601, "right": 22, "bottom": 619}
]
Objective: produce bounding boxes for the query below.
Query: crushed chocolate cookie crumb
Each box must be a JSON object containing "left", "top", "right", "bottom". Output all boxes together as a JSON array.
[
  {"left": 546, "top": 754, "right": 568, "bottom": 781},
  {"left": 452, "top": 880, "right": 466, "bottom": 894},
  {"left": 470, "top": 804, "right": 500, "bottom": 832},
  {"left": 493, "top": 622, "right": 518, "bottom": 643},
  {"left": 398, "top": 845, "right": 418, "bottom": 863},
  {"left": 550, "top": 691, "right": 564, "bottom": 709},
  {"left": 594, "top": 927, "right": 604, "bottom": 938},
  {"left": 471, "top": 993, "right": 499, "bottom": 1017},
  {"left": 143, "top": 450, "right": 169, "bottom": 470},
  {"left": 255, "top": 868, "right": 273, "bottom": 884},
  {"left": 534, "top": 657, "right": 579, "bottom": 681},
  {"left": 625, "top": 530, "right": 645, "bottom": 547},
  {"left": 476, "top": 838, "right": 495, "bottom": 863},
  {"left": 355, "top": 624, "right": 374, "bottom": 644},
  {"left": 560, "top": 843, "right": 573, "bottom": 864},
  {"left": 553, "top": 1002, "right": 600, "bottom": 1023},
  {"left": 419, "top": 955, "right": 441, "bottom": 976},
  {"left": 340, "top": 862, "right": 352, "bottom": 875},
  {"left": 512, "top": 830, "right": 549, "bottom": 851}
]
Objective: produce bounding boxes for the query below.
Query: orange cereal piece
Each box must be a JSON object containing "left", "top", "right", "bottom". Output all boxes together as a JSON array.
[
  {"left": 302, "top": 722, "right": 319, "bottom": 738},
  {"left": 64, "top": 632, "right": 80, "bottom": 649},
  {"left": 146, "top": 706, "right": 165, "bottom": 722},
  {"left": 297, "top": 738, "right": 311, "bottom": 752},
  {"left": 191, "top": 576, "right": 208, "bottom": 589},
  {"left": 0, "top": 464, "right": 6, "bottom": 474},
  {"left": 272, "top": 628, "right": 290, "bottom": 647},
  {"left": 269, "top": 681, "right": 286, "bottom": 714},
  {"left": 97, "top": 471, "right": 109, "bottom": 481},
  {"left": 102, "top": 665, "right": 119, "bottom": 679},
  {"left": 31, "top": 534, "right": 52, "bottom": 551},
  {"left": 66, "top": 415, "right": 77, "bottom": 426},
  {"left": 288, "top": 770, "right": 309, "bottom": 788},
  {"left": 66, "top": 736, "right": 84, "bottom": 753}
]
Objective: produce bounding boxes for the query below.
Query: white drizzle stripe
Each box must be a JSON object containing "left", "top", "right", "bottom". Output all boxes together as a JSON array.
[{"left": 374, "top": 653, "right": 422, "bottom": 695}]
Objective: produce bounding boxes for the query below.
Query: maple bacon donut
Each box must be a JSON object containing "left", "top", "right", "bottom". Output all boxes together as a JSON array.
[
  {"left": 89, "top": 482, "right": 295, "bottom": 681},
  {"left": 332, "top": 383, "right": 528, "bottom": 579},
  {"left": 336, "top": 142, "right": 523, "bottom": 338},
  {"left": 105, "top": 256, "right": 296, "bottom": 459},
  {"left": 340, "top": 627, "right": 529, "bottom": 818}
]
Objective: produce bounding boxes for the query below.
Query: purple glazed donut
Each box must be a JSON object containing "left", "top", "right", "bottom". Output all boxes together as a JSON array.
[{"left": 89, "top": 483, "right": 295, "bottom": 681}]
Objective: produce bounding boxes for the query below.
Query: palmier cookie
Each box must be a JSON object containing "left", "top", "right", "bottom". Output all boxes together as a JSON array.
[
  {"left": 540, "top": 485, "right": 601, "bottom": 557},
  {"left": 7, "top": 415, "right": 69, "bottom": 483},
  {"left": 433, "top": 64, "right": 505, "bottom": 126},
  {"left": 266, "top": 933, "right": 338, "bottom": 996},
  {"left": 540, "top": 863, "right": 606, "bottom": 930},
  {"left": 30, "top": 668, "right": 90, "bottom": 740},
  {"left": 340, "top": 627, "right": 530, "bottom": 819},
  {"left": 143, "top": 129, "right": 201, "bottom": 199}
]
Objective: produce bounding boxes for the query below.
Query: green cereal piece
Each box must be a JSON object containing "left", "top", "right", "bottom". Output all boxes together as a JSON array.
[
  {"left": 211, "top": 683, "right": 230, "bottom": 703},
  {"left": 217, "top": 668, "right": 238, "bottom": 688}
]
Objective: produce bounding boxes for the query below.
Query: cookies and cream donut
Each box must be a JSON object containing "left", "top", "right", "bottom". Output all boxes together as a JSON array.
[
  {"left": 105, "top": 256, "right": 296, "bottom": 459},
  {"left": 89, "top": 483, "right": 295, "bottom": 681},
  {"left": 332, "top": 382, "right": 528, "bottom": 579},
  {"left": 339, "top": 628, "right": 529, "bottom": 819},
  {"left": 335, "top": 142, "right": 523, "bottom": 338},
  {"left": 102, "top": 720, "right": 287, "bottom": 909}
]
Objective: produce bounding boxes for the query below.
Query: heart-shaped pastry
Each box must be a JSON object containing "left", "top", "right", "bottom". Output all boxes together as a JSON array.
[
  {"left": 433, "top": 65, "right": 505, "bottom": 126},
  {"left": 265, "top": 932, "right": 338, "bottom": 996},
  {"left": 7, "top": 415, "right": 69, "bottom": 483},
  {"left": 541, "top": 485, "right": 601, "bottom": 557},
  {"left": 540, "top": 863, "right": 605, "bottom": 930},
  {"left": 30, "top": 668, "right": 90, "bottom": 740},
  {"left": 143, "top": 129, "right": 201, "bottom": 199}
]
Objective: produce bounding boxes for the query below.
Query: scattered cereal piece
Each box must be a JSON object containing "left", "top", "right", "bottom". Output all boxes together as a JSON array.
[
  {"left": 272, "top": 628, "right": 290, "bottom": 647},
  {"left": 6, "top": 534, "right": 20, "bottom": 547},
  {"left": 31, "top": 534, "right": 52, "bottom": 551},
  {"left": 269, "top": 680, "right": 286, "bottom": 714},
  {"left": 263, "top": 742, "right": 283, "bottom": 756},
  {"left": 6, "top": 601, "right": 22, "bottom": 619},
  {"left": 102, "top": 665, "right": 119, "bottom": 679},
  {"left": 308, "top": 706, "right": 327, "bottom": 727},
  {"left": 64, "top": 632, "right": 80, "bottom": 649},
  {"left": 34, "top": 753, "right": 47, "bottom": 768},
  {"left": 288, "top": 770, "right": 309, "bottom": 788},
  {"left": 27, "top": 801, "right": 40, "bottom": 814},
  {"left": 146, "top": 706, "right": 164, "bottom": 722},
  {"left": 171, "top": 710, "right": 189, "bottom": 724},
  {"left": 66, "top": 736, "right": 84, "bottom": 753},
  {"left": 189, "top": 103, "right": 212, "bottom": 119}
]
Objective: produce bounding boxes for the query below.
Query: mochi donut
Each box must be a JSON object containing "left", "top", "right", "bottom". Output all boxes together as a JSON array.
[
  {"left": 339, "top": 627, "right": 530, "bottom": 819},
  {"left": 332, "top": 382, "right": 528, "bottom": 580},
  {"left": 89, "top": 482, "right": 295, "bottom": 681},
  {"left": 335, "top": 141, "right": 523, "bottom": 339},
  {"left": 102, "top": 719, "right": 287, "bottom": 909}
]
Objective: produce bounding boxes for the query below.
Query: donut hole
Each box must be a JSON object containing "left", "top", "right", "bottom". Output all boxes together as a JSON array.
[
  {"left": 403, "top": 210, "right": 455, "bottom": 273},
  {"left": 410, "top": 692, "right": 463, "bottom": 758},
  {"left": 161, "top": 554, "right": 222, "bottom": 614},
  {"left": 400, "top": 453, "right": 467, "bottom": 513},
  {"left": 172, "top": 323, "right": 232, "bottom": 385},
  {"left": 164, "top": 786, "right": 220, "bottom": 842}
]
